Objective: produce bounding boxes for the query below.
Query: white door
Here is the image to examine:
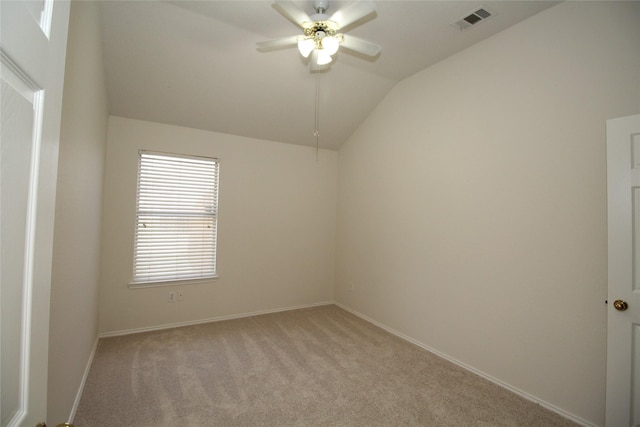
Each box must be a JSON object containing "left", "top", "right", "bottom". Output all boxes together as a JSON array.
[
  {"left": 0, "top": 1, "right": 69, "bottom": 426},
  {"left": 606, "top": 114, "right": 640, "bottom": 427}
]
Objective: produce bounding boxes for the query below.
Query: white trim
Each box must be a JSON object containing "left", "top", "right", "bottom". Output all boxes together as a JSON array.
[
  {"left": 333, "top": 302, "right": 595, "bottom": 427},
  {"left": 1, "top": 50, "right": 40, "bottom": 101},
  {"left": 128, "top": 275, "right": 218, "bottom": 289},
  {"left": 40, "top": 0, "right": 54, "bottom": 38},
  {"left": 9, "top": 89, "right": 47, "bottom": 427},
  {"left": 98, "top": 301, "right": 333, "bottom": 338},
  {"left": 68, "top": 337, "right": 100, "bottom": 423}
]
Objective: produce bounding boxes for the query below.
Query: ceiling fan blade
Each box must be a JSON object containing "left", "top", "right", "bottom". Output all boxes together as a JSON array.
[
  {"left": 273, "top": 1, "right": 311, "bottom": 27},
  {"left": 329, "top": 1, "right": 376, "bottom": 29},
  {"left": 340, "top": 34, "right": 381, "bottom": 57},
  {"left": 256, "top": 36, "right": 299, "bottom": 51}
]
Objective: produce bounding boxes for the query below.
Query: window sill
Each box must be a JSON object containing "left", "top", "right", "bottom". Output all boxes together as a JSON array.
[{"left": 128, "top": 276, "right": 219, "bottom": 289}]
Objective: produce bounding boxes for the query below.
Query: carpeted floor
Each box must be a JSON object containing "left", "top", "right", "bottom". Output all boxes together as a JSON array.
[{"left": 74, "top": 305, "right": 578, "bottom": 426}]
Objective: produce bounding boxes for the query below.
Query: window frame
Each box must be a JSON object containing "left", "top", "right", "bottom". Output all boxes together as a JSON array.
[{"left": 130, "top": 150, "right": 220, "bottom": 287}]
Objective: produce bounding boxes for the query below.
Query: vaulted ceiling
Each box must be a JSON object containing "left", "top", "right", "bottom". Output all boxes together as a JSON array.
[{"left": 99, "top": 1, "right": 559, "bottom": 150}]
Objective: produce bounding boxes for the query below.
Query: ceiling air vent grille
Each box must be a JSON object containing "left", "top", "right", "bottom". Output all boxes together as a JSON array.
[{"left": 452, "top": 7, "right": 494, "bottom": 31}]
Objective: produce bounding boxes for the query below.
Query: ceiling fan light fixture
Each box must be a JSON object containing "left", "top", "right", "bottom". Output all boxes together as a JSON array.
[
  {"left": 316, "top": 49, "right": 333, "bottom": 65},
  {"left": 298, "top": 37, "right": 315, "bottom": 58},
  {"left": 257, "top": 0, "right": 380, "bottom": 69},
  {"left": 321, "top": 35, "right": 340, "bottom": 55}
]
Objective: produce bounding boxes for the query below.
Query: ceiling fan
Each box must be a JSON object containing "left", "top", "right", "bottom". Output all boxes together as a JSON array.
[{"left": 257, "top": 0, "right": 381, "bottom": 67}]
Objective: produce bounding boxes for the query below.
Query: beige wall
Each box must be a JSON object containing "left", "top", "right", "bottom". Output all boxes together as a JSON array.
[
  {"left": 335, "top": 2, "right": 640, "bottom": 425},
  {"left": 48, "top": 1, "right": 108, "bottom": 423},
  {"left": 99, "top": 117, "right": 337, "bottom": 333}
]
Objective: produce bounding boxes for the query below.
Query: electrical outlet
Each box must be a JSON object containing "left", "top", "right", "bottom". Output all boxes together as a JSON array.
[
  {"left": 177, "top": 291, "right": 184, "bottom": 301},
  {"left": 168, "top": 291, "right": 176, "bottom": 302}
]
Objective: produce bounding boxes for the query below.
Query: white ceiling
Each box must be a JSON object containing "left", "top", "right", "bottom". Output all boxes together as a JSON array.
[{"left": 99, "top": 1, "right": 559, "bottom": 150}]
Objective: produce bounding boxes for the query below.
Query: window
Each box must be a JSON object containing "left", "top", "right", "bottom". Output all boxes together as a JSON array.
[{"left": 132, "top": 151, "right": 219, "bottom": 284}]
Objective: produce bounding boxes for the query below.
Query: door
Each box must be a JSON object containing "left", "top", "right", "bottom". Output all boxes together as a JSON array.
[
  {"left": 0, "top": 1, "right": 69, "bottom": 426},
  {"left": 606, "top": 114, "right": 640, "bottom": 427}
]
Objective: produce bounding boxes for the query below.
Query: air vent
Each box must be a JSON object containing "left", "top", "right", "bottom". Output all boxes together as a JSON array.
[{"left": 451, "top": 7, "right": 494, "bottom": 31}]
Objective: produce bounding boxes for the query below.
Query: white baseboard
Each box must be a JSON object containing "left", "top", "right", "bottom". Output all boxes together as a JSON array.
[
  {"left": 98, "top": 301, "right": 334, "bottom": 338},
  {"left": 333, "top": 302, "right": 596, "bottom": 427},
  {"left": 68, "top": 336, "right": 100, "bottom": 423}
]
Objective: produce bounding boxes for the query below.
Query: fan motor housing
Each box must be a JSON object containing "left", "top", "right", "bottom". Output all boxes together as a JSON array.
[{"left": 304, "top": 21, "right": 338, "bottom": 38}]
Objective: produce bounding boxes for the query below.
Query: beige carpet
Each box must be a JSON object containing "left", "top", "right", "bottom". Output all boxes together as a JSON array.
[{"left": 74, "top": 305, "right": 577, "bottom": 426}]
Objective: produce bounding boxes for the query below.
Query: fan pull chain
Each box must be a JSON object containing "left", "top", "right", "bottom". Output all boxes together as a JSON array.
[{"left": 313, "top": 70, "right": 321, "bottom": 161}]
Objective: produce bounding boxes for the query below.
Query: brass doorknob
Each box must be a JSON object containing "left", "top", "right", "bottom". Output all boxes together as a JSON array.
[{"left": 613, "top": 300, "right": 629, "bottom": 311}]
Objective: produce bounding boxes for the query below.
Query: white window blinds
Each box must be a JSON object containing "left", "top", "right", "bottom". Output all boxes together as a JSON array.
[{"left": 132, "top": 151, "right": 219, "bottom": 284}]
